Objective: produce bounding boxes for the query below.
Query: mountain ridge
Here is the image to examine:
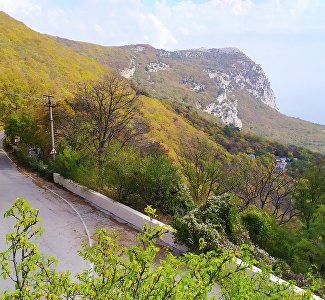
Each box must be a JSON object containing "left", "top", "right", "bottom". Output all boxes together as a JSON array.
[
  {"left": 0, "top": 11, "right": 324, "bottom": 153},
  {"left": 53, "top": 37, "right": 325, "bottom": 153}
]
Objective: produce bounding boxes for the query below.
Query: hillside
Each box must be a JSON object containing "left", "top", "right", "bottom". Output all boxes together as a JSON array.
[
  {"left": 237, "top": 90, "right": 325, "bottom": 152},
  {"left": 55, "top": 38, "right": 325, "bottom": 153},
  {"left": 0, "top": 11, "right": 324, "bottom": 154},
  {"left": 138, "top": 96, "right": 227, "bottom": 159},
  {"left": 0, "top": 11, "right": 106, "bottom": 104},
  {"left": 0, "top": 12, "right": 226, "bottom": 158}
]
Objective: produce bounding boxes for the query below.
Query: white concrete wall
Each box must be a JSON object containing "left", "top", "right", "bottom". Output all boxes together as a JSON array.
[
  {"left": 53, "top": 173, "right": 187, "bottom": 253},
  {"left": 53, "top": 173, "right": 322, "bottom": 300}
]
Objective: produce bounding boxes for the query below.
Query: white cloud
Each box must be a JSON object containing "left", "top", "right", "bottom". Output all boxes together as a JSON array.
[
  {"left": 94, "top": 23, "right": 106, "bottom": 38},
  {"left": 2, "top": 0, "right": 324, "bottom": 49},
  {"left": 0, "top": 0, "right": 41, "bottom": 16},
  {"left": 152, "top": 0, "right": 325, "bottom": 42},
  {"left": 229, "top": 0, "right": 252, "bottom": 16},
  {"left": 142, "top": 13, "right": 177, "bottom": 48}
]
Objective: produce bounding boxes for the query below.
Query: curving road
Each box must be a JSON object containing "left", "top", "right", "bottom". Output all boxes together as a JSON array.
[{"left": 0, "top": 131, "right": 136, "bottom": 290}]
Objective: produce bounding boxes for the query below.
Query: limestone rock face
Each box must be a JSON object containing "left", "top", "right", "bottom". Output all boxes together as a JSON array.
[
  {"left": 216, "top": 67, "right": 276, "bottom": 109},
  {"left": 182, "top": 77, "right": 206, "bottom": 93},
  {"left": 201, "top": 58, "right": 277, "bottom": 128},
  {"left": 121, "top": 57, "right": 136, "bottom": 79},
  {"left": 205, "top": 93, "right": 243, "bottom": 129},
  {"left": 101, "top": 44, "right": 278, "bottom": 129},
  {"left": 145, "top": 62, "right": 169, "bottom": 72}
]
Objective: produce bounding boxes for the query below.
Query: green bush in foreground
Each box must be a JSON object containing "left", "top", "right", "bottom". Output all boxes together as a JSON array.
[{"left": 0, "top": 197, "right": 316, "bottom": 299}]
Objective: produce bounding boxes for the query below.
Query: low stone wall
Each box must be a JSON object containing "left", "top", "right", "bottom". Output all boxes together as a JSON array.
[
  {"left": 53, "top": 173, "right": 187, "bottom": 253},
  {"left": 53, "top": 173, "right": 322, "bottom": 299}
]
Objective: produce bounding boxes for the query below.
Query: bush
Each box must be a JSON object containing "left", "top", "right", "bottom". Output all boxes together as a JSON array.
[
  {"left": 13, "top": 146, "right": 47, "bottom": 173},
  {"left": 48, "top": 148, "right": 97, "bottom": 187},
  {"left": 240, "top": 205, "right": 274, "bottom": 247},
  {"left": 104, "top": 145, "right": 194, "bottom": 216},
  {"left": 48, "top": 148, "right": 80, "bottom": 178},
  {"left": 104, "top": 146, "right": 141, "bottom": 202},
  {"left": 136, "top": 155, "right": 194, "bottom": 215},
  {"left": 4, "top": 111, "right": 36, "bottom": 146},
  {"left": 173, "top": 193, "right": 277, "bottom": 267}
]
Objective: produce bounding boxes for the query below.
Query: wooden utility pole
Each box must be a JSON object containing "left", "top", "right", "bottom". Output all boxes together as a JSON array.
[{"left": 43, "top": 95, "right": 56, "bottom": 158}]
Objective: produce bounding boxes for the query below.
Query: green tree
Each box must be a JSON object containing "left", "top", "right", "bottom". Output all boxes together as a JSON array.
[
  {"left": 0, "top": 70, "right": 32, "bottom": 122},
  {"left": 178, "top": 138, "right": 226, "bottom": 203},
  {"left": 240, "top": 205, "right": 274, "bottom": 248},
  {"left": 104, "top": 144, "right": 193, "bottom": 215},
  {"left": 293, "top": 159, "right": 325, "bottom": 230},
  {"left": 0, "top": 197, "right": 74, "bottom": 299},
  {"left": 68, "top": 73, "right": 139, "bottom": 187},
  {"left": 0, "top": 198, "right": 316, "bottom": 299},
  {"left": 4, "top": 111, "right": 37, "bottom": 146}
]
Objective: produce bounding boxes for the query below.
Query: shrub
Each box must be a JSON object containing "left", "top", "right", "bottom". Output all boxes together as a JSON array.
[
  {"left": 48, "top": 147, "right": 80, "bottom": 178},
  {"left": 104, "top": 145, "right": 141, "bottom": 202},
  {"left": 48, "top": 147, "right": 96, "bottom": 187},
  {"left": 104, "top": 145, "right": 194, "bottom": 216},
  {"left": 4, "top": 111, "right": 36, "bottom": 146},
  {"left": 240, "top": 205, "right": 274, "bottom": 247},
  {"left": 136, "top": 155, "right": 194, "bottom": 215},
  {"left": 14, "top": 146, "right": 47, "bottom": 174},
  {"left": 173, "top": 193, "right": 277, "bottom": 267}
]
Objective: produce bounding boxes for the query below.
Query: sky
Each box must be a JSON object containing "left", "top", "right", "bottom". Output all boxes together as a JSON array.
[{"left": 0, "top": 0, "right": 324, "bottom": 125}]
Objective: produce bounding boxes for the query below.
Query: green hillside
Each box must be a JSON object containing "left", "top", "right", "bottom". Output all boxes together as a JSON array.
[
  {"left": 237, "top": 91, "right": 325, "bottom": 153},
  {"left": 0, "top": 12, "right": 224, "bottom": 158},
  {"left": 0, "top": 11, "right": 324, "bottom": 155},
  {"left": 55, "top": 38, "right": 325, "bottom": 154},
  {"left": 0, "top": 11, "right": 106, "bottom": 102}
]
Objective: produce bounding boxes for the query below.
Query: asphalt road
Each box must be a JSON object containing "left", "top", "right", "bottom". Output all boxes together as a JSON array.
[{"left": 0, "top": 131, "right": 137, "bottom": 291}]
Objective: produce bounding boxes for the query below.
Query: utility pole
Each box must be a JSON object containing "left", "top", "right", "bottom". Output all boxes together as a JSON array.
[{"left": 43, "top": 95, "right": 56, "bottom": 158}]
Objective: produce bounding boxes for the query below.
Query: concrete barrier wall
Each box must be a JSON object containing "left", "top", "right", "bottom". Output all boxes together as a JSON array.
[
  {"left": 53, "top": 173, "right": 187, "bottom": 252},
  {"left": 53, "top": 173, "right": 322, "bottom": 299}
]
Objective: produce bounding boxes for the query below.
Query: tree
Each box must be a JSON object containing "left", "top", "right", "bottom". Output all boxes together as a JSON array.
[
  {"left": 293, "top": 158, "right": 325, "bottom": 230},
  {"left": 222, "top": 124, "right": 240, "bottom": 137},
  {"left": 0, "top": 198, "right": 316, "bottom": 299},
  {"left": 178, "top": 138, "right": 226, "bottom": 203},
  {"left": 4, "top": 106, "right": 50, "bottom": 156},
  {"left": 4, "top": 111, "right": 37, "bottom": 146},
  {"left": 0, "top": 197, "right": 74, "bottom": 299},
  {"left": 0, "top": 71, "right": 29, "bottom": 122},
  {"left": 104, "top": 144, "right": 193, "bottom": 215},
  {"left": 232, "top": 154, "right": 296, "bottom": 223},
  {"left": 68, "top": 73, "right": 140, "bottom": 186}
]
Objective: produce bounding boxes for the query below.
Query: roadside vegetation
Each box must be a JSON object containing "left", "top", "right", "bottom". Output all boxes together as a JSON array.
[
  {"left": 0, "top": 197, "right": 320, "bottom": 299},
  {"left": 1, "top": 73, "right": 325, "bottom": 297}
]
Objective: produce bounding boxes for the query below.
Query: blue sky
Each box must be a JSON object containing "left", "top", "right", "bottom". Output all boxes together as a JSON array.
[{"left": 0, "top": 0, "right": 324, "bottom": 125}]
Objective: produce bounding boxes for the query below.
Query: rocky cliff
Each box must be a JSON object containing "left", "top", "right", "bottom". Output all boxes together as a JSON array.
[
  {"left": 116, "top": 45, "right": 277, "bottom": 129},
  {"left": 55, "top": 39, "right": 325, "bottom": 153}
]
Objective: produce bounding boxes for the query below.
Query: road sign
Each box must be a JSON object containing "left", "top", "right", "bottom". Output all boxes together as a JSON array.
[{"left": 50, "top": 148, "right": 57, "bottom": 155}]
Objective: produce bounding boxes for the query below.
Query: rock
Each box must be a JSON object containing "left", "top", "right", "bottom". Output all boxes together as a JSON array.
[
  {"left": 205, "top": 93, "right": 243, "bottom": 129},
  {"left": 121, "top": 57, "right": 136, "bottom": 79},
  {"left": 181, "top": 77, "right": 206, "bottom": 92},
  {"left": 131, "top": 45, "right": 145, "bottom": 53},
  {"left": 145, "top": 62, "right": 170, "bottom": 73}
]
